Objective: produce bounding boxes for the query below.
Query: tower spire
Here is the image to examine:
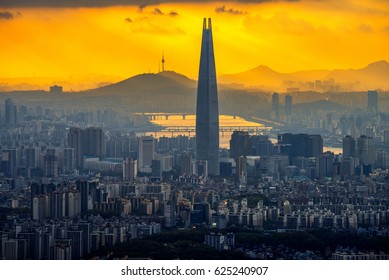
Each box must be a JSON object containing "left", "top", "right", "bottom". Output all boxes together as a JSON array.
[
  {"left": 196, "top": 18, "right": 219, "bottom": 175},
  {"left": 162, "top": 51, "right": 165, "bottom": 72}
]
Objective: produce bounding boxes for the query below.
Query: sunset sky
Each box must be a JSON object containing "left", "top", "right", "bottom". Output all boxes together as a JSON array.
[{"left": 1, "top": 0, "right": 389, "bottom": 88}]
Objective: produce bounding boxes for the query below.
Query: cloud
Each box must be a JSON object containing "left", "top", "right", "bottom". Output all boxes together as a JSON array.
[
  {"left": 244, "top": 10, "right": 316, "bottom": 35},
  {"left": 0, "top": 1, "right": 301, "bottom": 8},
  {"left": 138, "top": 3, "right": 148, "bottom": 12},
  {"left": 357, "top": 24, "right": 373, "bottom": 33},
  {"left": 152, "top": 8, "right": 164, "bottom": 15},
  {"left": 0, "top": 11, "right": 20, "bottom": 20},
  {"left": 215, "top": 6, "right": 247, "bottom": 15},
  {"left": 149, "top": 8, "right": 179, "bottom": 17},
  {"left": 125, "top": 17, "right": 132, "bottom": 23},
  {"left": 129, "top": 16, "right": 185, "bottom": 35}
]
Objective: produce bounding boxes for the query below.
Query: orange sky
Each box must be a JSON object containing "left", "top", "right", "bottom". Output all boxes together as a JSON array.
[{"left": 1, "top": 0, "right": 389, "bottom": 89}]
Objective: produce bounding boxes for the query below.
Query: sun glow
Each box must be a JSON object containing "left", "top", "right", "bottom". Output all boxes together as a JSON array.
[{"left": 1, "top": 0, "right": 388, "bottom": 90}]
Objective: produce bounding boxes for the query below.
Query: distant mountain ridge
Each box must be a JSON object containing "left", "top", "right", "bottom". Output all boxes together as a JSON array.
[{"left": 219, "top": 60, "right": 389, "bottom": 91}]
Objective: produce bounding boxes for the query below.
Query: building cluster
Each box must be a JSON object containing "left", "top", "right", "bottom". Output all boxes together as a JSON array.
[
  {"left": 204, "top": 232, "right": 235, "bottom": 251},
  {"left": 0, "top": 216, "right": 162, "bottom": 260}
]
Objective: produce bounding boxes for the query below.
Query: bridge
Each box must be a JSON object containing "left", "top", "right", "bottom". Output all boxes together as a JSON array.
[
  {"left": 144, "top": 125, "right": 273, "bottom": 137},
  {"left": 133, "top": 112, "right": 190, "bottom": 120}
]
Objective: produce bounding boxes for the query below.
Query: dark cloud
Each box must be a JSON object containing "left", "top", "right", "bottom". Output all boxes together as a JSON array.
[
  {"left": 128, "top": 16, "right": 185, "bottom": 35},
  {"left": 138, "top": 3, "right": 148, "bottom": 12},
  {"left": 153, "top": 8, "right": 164, "bottom": 15},
  {"left": 0, "top": 11, "right": 17, "bottom": 19},
  {"left": 169, "top": 11, "right": 179, "bottom": 17},
  {"left": 125, "top": 17, "right": 132, "bottom": 22},
  {"left": 0, "top": 1, "right": 301, "bottom": 8},
  {"left": 215, "top": 6, "right": 247, "bottom": 15}
]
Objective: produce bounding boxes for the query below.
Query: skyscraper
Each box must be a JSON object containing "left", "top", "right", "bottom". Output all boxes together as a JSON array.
[
  {"left": 367, "top": 90, "right": 378, "bottom": 114},
  {"left": 343, "top": 135, "right": 356, "bottom": 158},
  {"left": 230, "top": 131, "right": 251, "bottom": 162},
  {"left": 285, "top": 95, "right": 292, "bottom": 116},
  {"left": 5, "top": 98, "right": 17, "bottom": 127},
  {"left": 357, "top": 135, "right": 376, "bottom": 166},
  {"left": 196, "top": 18, "right": 219, "bottom": 175},
  {"left": 272, "top": 93, "right": 280, "bottom": 120},
  {"left": 82, "top": 127, "right": 106, "bottom": 160},
  {"left": 138, "top": 136, "right": 155, "bottom": 170},
  {"left": 68, "top": 127, "right": 106, "bottom": 169},
  {"left": 68, "top": 128, "right": 83, "bottom": 168}
]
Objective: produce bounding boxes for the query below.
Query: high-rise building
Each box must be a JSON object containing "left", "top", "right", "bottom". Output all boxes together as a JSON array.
[
  {"left": 367, "top": 90, "right": 378, "bottom": 114},
  {"left": 251, "top": 135, "right": 274, "bottom": 156},
  {"left": 82, "top": 127, "right": 106, "bottom": 160},
  {"left": 25, "top": 148, "right": 38, "bottom": 169},
  {"left": 50, "top": 85, "right": 63, "bottom": 94},
  {"left": 178, "top": 152, "right": 192, "bottom": 175},
  {"left": 285, "top": 95, "right": 292, "bottom": 116},
  {"left": 68, "top": 127, "right": 106, "bottom": 168},
  {"left": 4, "top": 98, "right": 17, "bottom": 127},
  {"left": 68, "top": 128, "right": 83, "bottom": 168},
  {"left": 192, "top": 159, "right": 208, "bottom": 177},
  {"left": 138, "top": 136, "right": 155, "bottom": 170},
  {"left": 230, "top": 131, "right": 251, "bottom": 162},
  {"left": 66, "top": 228, "right": 83, "bottom": 260},
  {"left": 76, "top": 180, "right": 97, "bottom": 213},
  {"left": 315, "top": 152, "right": 334, "bottom": 178},
  {"left": 278, "top": 133, "right": 323, "bottom": 163},
  {"left": 43, "top": 154, "right": 58, "bottom": 178},
  {"left": 1, "top": 148, "right": 18, "bottom": 177},
  {"left": 123, "top": 158, "right": 137, "bottom": 181},
  {"left": 384, "top": 129, "right": 389, "bottom": 144},
  {"left": 343, "top": 135, "right": 356, "bottom": 158},
  {"left": 196, "top": 18, "right": 220, "bottom": 175},
  {"left": 272, "top": 92, "right": 280, "bottom": 120},
  {"left": 63, "top": 148, "right": 75, "bottom": 172},
  {"left": 357, "top": 135, "right": 376, "bottom": 166}
]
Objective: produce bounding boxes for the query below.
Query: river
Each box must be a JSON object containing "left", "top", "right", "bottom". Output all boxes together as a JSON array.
[{"left": 147, "top": 114, "right": 342, "bottom": 154}]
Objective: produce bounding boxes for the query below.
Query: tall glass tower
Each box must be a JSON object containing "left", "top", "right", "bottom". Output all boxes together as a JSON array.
[{"left": 196, "top": 18, "right": 219, "bottom": 175}]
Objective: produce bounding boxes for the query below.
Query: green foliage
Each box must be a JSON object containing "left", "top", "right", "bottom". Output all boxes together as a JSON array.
[
  {"left": 236, "top": 229, "right": 389, "bottom": 254},
  {"left": 88, "top": 230, "right": 248, "bottom": 260}
]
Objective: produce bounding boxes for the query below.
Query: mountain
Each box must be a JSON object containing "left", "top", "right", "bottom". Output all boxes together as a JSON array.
[
  {"left": 85, "top": 71, "right": 196, "bottom": 96},
  {"left": 219, "top": 65, "right": 293, "bottom": 89},
  {"left": 325, "top": 60, "right": 389, "bottom": 89},
  {"left": 219, "top": 60, "right": 389, "bottom": 91},
  {"left": 82, "top": 71, "right": 197, "bottom": 112}
]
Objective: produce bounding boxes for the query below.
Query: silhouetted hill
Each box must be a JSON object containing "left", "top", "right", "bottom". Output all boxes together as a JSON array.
[
  {"left": 81, "top": 71, "right": 197, "bottom": 112},
  {"left": 219, "top": 60, "right": 389, "bottom": 91},
  {"left": 219, "top": 65, "right": 293, "bottom": 89},
  {"left": 326, "top": 60, "right": 389, "bottom": 89},
  {"left": 158, "top": 71, "right": 197, "bottom": 88},
  {"left": 85, "top": 71, "right": 196, "bottom": 96}
]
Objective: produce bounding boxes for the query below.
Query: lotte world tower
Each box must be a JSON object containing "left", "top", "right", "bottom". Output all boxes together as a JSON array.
[{"left": 196, "top": 18, "right": 220, "bottom": 175}]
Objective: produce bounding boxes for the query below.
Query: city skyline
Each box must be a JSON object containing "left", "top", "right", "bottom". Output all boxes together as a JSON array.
[
  {"left": 1, "top": 0, "right": 389, "bottom": 87},
  {"left": 0, "top": 0, "right": 389, "bottom": 263}
]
